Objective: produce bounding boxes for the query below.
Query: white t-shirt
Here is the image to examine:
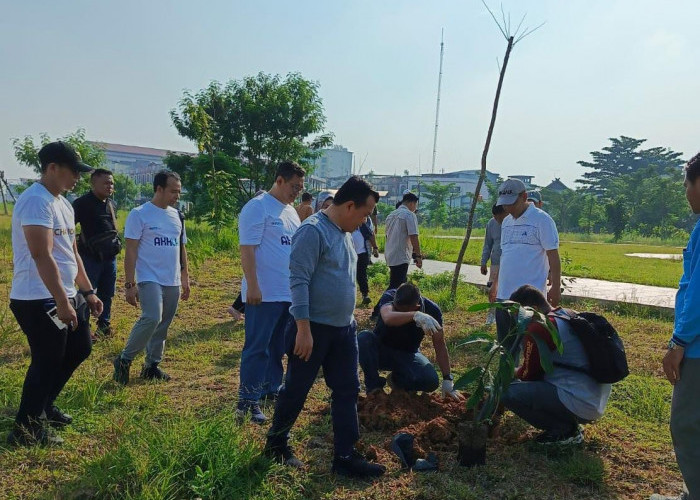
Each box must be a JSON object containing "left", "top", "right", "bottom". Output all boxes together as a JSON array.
[
  {"left": 497, "top": 203, "right": 559, "bottom": 300},
  {"left": 352, "top": 219, "right": 374, "bottom": 255},
  {"left": 384, "top": 205, "right": 419, "bottom": 266},
  {"left": 239, "top": 192, "right": 300, "bottom": 303},
  {"left": 124, "top": 202, "right": 187, "bottom": 287},
  {"left": 11, "top": 182, "right": 78, "bottom": 300}
]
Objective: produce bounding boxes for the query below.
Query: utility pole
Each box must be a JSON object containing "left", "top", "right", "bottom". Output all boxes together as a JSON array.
[{"left": 431, "top": 28, "right": 445, "bottom": 175}]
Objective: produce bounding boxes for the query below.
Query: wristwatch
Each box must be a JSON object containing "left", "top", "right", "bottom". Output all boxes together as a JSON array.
[
  {"left": 80, "top": 289, "right": 96, "bottom": 297},
  {"left": 443, "top": 373, "right": 454, "bottom": 381},
  {"left": 125, "top": 282, "right": 136, "bottom": 289},
  {"left": 668, "top": 339, "right": 685, "bottom": 351}
]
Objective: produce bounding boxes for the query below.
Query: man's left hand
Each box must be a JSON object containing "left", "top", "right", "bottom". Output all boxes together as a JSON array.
[
  {"left": 181, "top": 279, "right": 191, "bottom": 301},
  {"left": 547, "top": 286, "right": 561, "bottom": 307},
  {"left": 663, "top": 346, "right": 685, "bottom": 385},
  {"left": 441, "top": 380, "right": 464, "bottom": 401},
  {"left": 87, "top": 295, "right": 103, "bottom": 318}
]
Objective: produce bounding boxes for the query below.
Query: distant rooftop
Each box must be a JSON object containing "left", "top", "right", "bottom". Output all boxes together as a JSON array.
[{"left": 91, "top": 141, "right": 191, "bottom": 157}]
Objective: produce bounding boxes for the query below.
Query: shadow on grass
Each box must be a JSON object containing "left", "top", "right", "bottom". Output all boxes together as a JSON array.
[{"left": 168, "top": 320, "right": 241, "bottom": 349}]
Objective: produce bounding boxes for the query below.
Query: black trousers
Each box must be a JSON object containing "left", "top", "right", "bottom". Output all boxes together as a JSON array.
[
  {"left": 356, "top": 252, "right": 370, "bottom": 297},
  {"left": 9, "top": 297, "right": 92, "bottom": 428},
  {"left": 372, "top": 263, "right": 409, "bottom": 317}
]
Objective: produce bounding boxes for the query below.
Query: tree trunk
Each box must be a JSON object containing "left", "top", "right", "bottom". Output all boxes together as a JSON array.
[{"left": 451, "top": 36, "right": 515, "bottom": 298}]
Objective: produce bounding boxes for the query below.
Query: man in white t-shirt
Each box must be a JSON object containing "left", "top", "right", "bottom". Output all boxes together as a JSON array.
[
  {"left": 492, "top": 178, "right": 561, "bottom": 351},
  {"left": 8, "top": 141, "right": 103, "bottom": 447},
  {"left": 371, "top": 191, "right": 422, "bottom": 319},
  {"left": 113, "top": 170, "right": 190, "bottom": 385},
  {"left": 236, "top": 161, "right": 303, "bottom": 424}
]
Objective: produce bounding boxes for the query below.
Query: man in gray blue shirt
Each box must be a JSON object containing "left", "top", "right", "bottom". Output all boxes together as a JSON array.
[
  {"left": 265, "top": 176, "right": 385, "bottom": 479},
  {"left": 480, "top": 204, "right": 506, "bottom": 324}
]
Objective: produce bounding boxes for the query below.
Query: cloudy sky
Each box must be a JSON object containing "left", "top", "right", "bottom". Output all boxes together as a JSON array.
[{"left": 1, "top": 0, "right": 697, "bottom": 188}]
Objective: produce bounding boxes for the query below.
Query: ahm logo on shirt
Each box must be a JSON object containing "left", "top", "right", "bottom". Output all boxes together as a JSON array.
[
  {"left": 154, "top": 236, "right": 179, "bottom": 246},
  {"left": 280, "top": 235, "right": 291, "bottom": 246}
]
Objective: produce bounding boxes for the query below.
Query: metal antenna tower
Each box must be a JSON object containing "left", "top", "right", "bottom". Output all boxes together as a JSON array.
[{"left": 430, "top": 28, "right": 445, "bottom": 174}]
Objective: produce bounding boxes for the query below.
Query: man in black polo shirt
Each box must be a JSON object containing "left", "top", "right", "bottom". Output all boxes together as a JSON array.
[
  {"left": 73, "top": 168, "right": 121, "bottom": 337},
  {"left": 358, "top": 282, "right": 463, "bottom": 399}
]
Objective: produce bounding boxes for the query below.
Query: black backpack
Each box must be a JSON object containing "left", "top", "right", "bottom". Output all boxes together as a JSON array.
[{"left": 550, "top": 309, "right": 629, "bottom": 384}]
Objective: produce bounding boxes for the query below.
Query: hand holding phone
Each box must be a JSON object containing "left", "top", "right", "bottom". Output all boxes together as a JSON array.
[{"left": 56, "top": 300, "right": 78, "bottom": 331}]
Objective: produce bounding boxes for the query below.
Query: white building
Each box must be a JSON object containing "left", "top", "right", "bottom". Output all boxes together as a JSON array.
[{"left": 311, "top": 145, "right": 353, "bottom": 180}]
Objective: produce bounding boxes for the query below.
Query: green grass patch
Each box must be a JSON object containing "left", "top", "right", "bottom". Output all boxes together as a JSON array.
[{"left": 608, "top": 375, "right": 672, "bottom": 424}]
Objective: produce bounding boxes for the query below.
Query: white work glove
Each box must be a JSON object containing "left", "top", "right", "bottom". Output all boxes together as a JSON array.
[
  {"left": 413, "top": 311, "right": 441, "bottom": 336},
  {"left": 441, "top": 379, "right": 463, "bottom": 401}
]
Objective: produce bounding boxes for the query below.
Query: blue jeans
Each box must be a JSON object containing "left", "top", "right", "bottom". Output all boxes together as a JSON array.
[
  {"left": 267, "top": 320, "right": 360, "bottom": 457},
  {"left": 357, "top": 330, "right": 439, "bottom": 394},
  {"left": 238, "top": 302, "right": 290, "bottom": 402},
  {"left": 81, "top": 254, "right": 117, "bottom": 328},
  {"left": 501, "top": 380, "right": 588, "bottom": 435}
]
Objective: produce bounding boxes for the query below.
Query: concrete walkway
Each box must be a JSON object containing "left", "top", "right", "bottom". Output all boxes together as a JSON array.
[{"left": 377, "top": 254, "right": 678, "bottom": 311}]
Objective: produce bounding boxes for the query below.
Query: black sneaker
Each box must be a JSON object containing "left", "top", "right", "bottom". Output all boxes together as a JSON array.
[
  {"left": 141, "top": 363, "right": 171, "bottom": 381},
  {"left": 332, "top": 449, "right": 386, "bottom": 478},
  {"left": 264, "top": 442, "right": 305, "bottom": 469},
  {"left": 113, "top": 356, "right": 132, "bottom": 385},
  {"left": 361, "top": 296, "right": 371, "bottom": 305},
  {"left": 43, "top": 406, "right": 73, "bottom": 428},
  {"left": 6, "top": 425, "right": 63, "bottom": 447},
  {"left": 534, "top": 426, "right": 584, "bottom": 446},
  {"left": 96, "top": 324, "right": 113, "bottom": 337},
  {"left": 236, "top": 400, "right": 267, "bottom": 425}
]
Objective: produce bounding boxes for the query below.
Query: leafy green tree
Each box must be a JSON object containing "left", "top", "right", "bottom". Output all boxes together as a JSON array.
[
  {"left": 422, "top": 181, "right": 455, "bottom": 227},
  {"left": 605, "top": 199, "right": 629, "bottom": 242},
  {"left": 12, "top": 128, "right": 107, "bottom": 176},
  {"left": 113, "top": 173, "right": 139, "bottom": 210},
  {"left": 577, "top": 136, "right": 684, "bottom": 196},
  {"left": 169, "top": 73, "right": 333, "bottom": 194}
]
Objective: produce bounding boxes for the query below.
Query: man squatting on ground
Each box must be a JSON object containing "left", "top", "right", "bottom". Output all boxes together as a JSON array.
[
  {"left": 492, "top": 178, "right": 561, "bottom": 354},
  {"left": 358, "top": 282, "right": 463, "bottom": 400},
  {"left": 112, "top": 170, "right": 190, "bottom": 385},
  {"left": 501, "top": 285, "right": 612, "bottom": 446},
  {"left": 236, "top": 161, "right": 303, "bottom": 424},
  {"left": 7, "top": 141, "right": 103, "bottom": 446},
  {"left": 651, "top": 153, "right": 700, "bottom": 500},
  {"left": 73, "top": 168, "right": 121, "bottom": 339},
  {"left": 264, "top": 176, "right": 386, "bottom": 478}
]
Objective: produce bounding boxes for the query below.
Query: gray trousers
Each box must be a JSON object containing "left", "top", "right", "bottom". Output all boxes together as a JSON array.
[
  {"left": 121, "top": 282, "right": 180, "bottom": 367},
  {"left": 671, "top": 358, "right": 700, "bottom": 499}
]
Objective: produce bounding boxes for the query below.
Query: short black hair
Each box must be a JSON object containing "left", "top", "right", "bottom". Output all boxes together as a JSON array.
[
  {"left": 509, "top": 285, "right": 549, "bottom": 310},
  {"left": 323, "top": 195, "right": 334, "bottom": 203},
  {"left": 91, "top": 168, "right": 113, "bottom": 180},
  {"left": 333, "top": 176, "right": 379, "bottom": 207},
  {"left": 301, "top": 192, "right": 312, "bottom": 202},
  {"left": 394, "top": 282, "right": 421, "bottom": 307},
  {"left": 686, "top": 153, "right": 700, "bottom": 185},
  {"left": 402, "top": 192, "right": 419, "bottom": 203},
  {"left": 153, "top": 170, "right": 181, "bottom": 192},
  {"left": 492, "top": 204, "right": 505, "bottom": 216},
  {"left": 275, "top": 161, "right": 305, "bottom": 181}
]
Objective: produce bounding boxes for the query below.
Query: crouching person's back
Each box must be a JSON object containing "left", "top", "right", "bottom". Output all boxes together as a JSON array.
[{"left": 501, "top": 285, "right": 612, "bottom": 446}]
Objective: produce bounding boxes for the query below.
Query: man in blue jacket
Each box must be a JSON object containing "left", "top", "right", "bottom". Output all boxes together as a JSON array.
[
  {"left": 652, "top": 153, "right": 700, "bottom": 500},
  {"left": 264, "top": 176, "right": 385, "bottom": 479}
]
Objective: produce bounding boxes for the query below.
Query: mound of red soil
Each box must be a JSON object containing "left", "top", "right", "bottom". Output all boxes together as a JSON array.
[{"left": 358, "top": 389, "right": 473, "bottom": 455}]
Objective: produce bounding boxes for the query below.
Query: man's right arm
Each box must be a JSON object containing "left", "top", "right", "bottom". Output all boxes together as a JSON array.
[
  {"left": 289, "top": 226, "right": 322, "bottom": 361},
  {"left": 240, "top": 245, "right": 261, "bottom": 304},
  {"left": 123, "top": 238, "right": 139, "bottom": 306}
]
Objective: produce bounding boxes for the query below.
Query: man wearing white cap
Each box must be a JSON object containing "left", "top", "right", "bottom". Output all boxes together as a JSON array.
[{"left": 492, "top": 178, "right": 561, "bottom": 349}]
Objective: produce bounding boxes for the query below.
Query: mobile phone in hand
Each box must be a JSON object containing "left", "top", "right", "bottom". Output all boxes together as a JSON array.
[{"left": 44, "top": 305, "right": 68, "bottom": 330}]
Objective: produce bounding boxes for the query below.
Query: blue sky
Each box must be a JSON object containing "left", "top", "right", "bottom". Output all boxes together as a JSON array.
[{"left": 1, "top": 0, "right": 697, "bottom": 188}]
